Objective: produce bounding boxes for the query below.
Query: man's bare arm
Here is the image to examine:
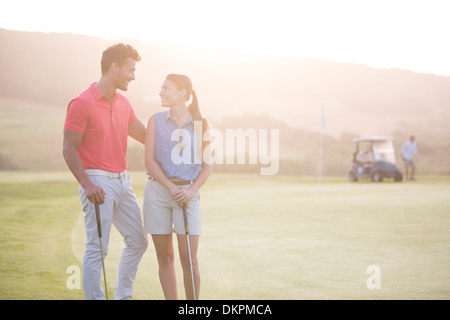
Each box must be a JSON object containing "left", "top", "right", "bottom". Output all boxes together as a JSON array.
[
  {"left": 63, "top": 128, "right": 106, "bottom": 204},
  {"left": 128, "top": 119, "right": 146, "bottom": 145}
]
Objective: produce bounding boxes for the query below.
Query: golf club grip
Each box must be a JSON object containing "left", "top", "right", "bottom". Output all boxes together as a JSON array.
[
  {"left": 95, "top": 203, "right": 102, "bottom": 238},
  {"left": 182, "top": 204, "right": 189, "bottom": 234}
]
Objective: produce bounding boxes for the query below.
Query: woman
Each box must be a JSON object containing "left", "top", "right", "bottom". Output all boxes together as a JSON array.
[{"left": 143, "top": 74, "right": 212, "bottom": 300}]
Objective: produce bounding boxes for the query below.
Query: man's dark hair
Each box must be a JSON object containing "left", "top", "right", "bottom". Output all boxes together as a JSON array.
[{"left": 101, "top": 43, "right": 141, "bottom": 74}]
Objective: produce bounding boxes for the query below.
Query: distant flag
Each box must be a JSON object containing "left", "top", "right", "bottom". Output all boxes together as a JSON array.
[
  {"left": 319, "top": 104, "right": 324, "bottom": 194},
  {"left": 321, "top": 104, "right": 325, "bottom": 129}
]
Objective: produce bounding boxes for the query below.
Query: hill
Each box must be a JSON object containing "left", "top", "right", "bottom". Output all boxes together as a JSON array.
[{"left": 0, "top": 28, "right": 449, "bottom": 174}]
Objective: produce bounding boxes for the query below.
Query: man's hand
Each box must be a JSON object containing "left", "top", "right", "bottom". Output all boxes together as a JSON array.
[{"left": 83, "top": 181, "right": 106, "bottom": 204}]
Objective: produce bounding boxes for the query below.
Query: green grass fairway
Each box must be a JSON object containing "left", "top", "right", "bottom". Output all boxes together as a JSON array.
[{"left": 1, "top": 172, "right": 450, "bottom": 299}]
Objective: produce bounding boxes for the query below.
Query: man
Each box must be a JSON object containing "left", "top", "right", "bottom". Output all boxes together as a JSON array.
[
  {"left": 400, "top": 135, "right": 419, "bottom": 181},
  {"left": 63, "top": 43, "right": 148, "bottom": 300}
]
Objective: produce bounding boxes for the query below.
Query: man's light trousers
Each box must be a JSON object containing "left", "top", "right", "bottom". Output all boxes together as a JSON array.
[{"left": 79, "top": 172, "right": 148, "bottom": 300}]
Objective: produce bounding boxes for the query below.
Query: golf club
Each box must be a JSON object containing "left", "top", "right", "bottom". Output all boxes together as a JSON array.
[
  {"left": 182, "top": 203, "right": 196, "bottom": 300},
  {"left": 95, "top": 203, "right": 108, "bottom": 300}
]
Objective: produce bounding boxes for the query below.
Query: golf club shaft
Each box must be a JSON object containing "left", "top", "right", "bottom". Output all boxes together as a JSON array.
[
  {"left": 95, "top": 203, "right": 108, "bottom": 300},
  {"left": 182, "top": 204, "right": 196, "bottom": 300}
]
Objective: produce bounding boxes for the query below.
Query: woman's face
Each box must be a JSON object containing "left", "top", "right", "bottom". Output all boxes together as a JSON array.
[{"left": 159, "top": 79, "right": 186, "bottom": 108}]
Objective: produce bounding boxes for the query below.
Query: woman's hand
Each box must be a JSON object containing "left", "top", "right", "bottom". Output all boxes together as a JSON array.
[{"left": 170, "top": 186, "right": 195, "bottom": 207}]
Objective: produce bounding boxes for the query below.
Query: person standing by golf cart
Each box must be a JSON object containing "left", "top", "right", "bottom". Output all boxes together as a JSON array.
[
  {"left": 400, "top": 135, "right": 419, "bottom": 180},
  {"left": 63, "top": 44, "right": 148, "bottom": 300},
  {"left": 143, "top": 74, "right": 212, "bottom": 300}
]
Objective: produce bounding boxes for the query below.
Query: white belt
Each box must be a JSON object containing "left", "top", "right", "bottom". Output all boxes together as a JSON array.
[{"left": 85, "top": 169, "right": 127, "bottom": 178}]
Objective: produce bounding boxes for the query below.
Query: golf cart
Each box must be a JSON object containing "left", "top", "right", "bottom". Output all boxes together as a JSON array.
[{"left": 349, "top": 136, "right": 403, "bottom": 182}]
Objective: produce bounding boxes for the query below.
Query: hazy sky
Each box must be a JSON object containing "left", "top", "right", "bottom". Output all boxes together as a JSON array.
[{"left": 1, "top": 0, "right": 449, "bottom": 76}]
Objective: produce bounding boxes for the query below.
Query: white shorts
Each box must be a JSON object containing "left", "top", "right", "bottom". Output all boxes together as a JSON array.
[
  {"left": 143, "top": 179, "right": 201, "bottom": 235},
  {"left": 404, "top": 158, "right": 415, "bottom": 169}
]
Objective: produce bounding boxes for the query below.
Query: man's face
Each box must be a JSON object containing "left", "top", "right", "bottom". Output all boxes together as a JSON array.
[{"left": 115, "top": 58, "right": 136, "bottom": 91}]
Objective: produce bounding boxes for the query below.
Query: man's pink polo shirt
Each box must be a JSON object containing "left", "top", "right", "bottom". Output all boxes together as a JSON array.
[{"left": 64, "top": 83, "right": 138, "bottom": 172}]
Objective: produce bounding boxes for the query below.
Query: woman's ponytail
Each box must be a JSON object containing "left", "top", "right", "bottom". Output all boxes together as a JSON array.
[
  {"left": 166, "top": 74, "right": 210, "bottom": 161},
  {"left": 188, "top": 90, "right": 208, "bottom": 129}
]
